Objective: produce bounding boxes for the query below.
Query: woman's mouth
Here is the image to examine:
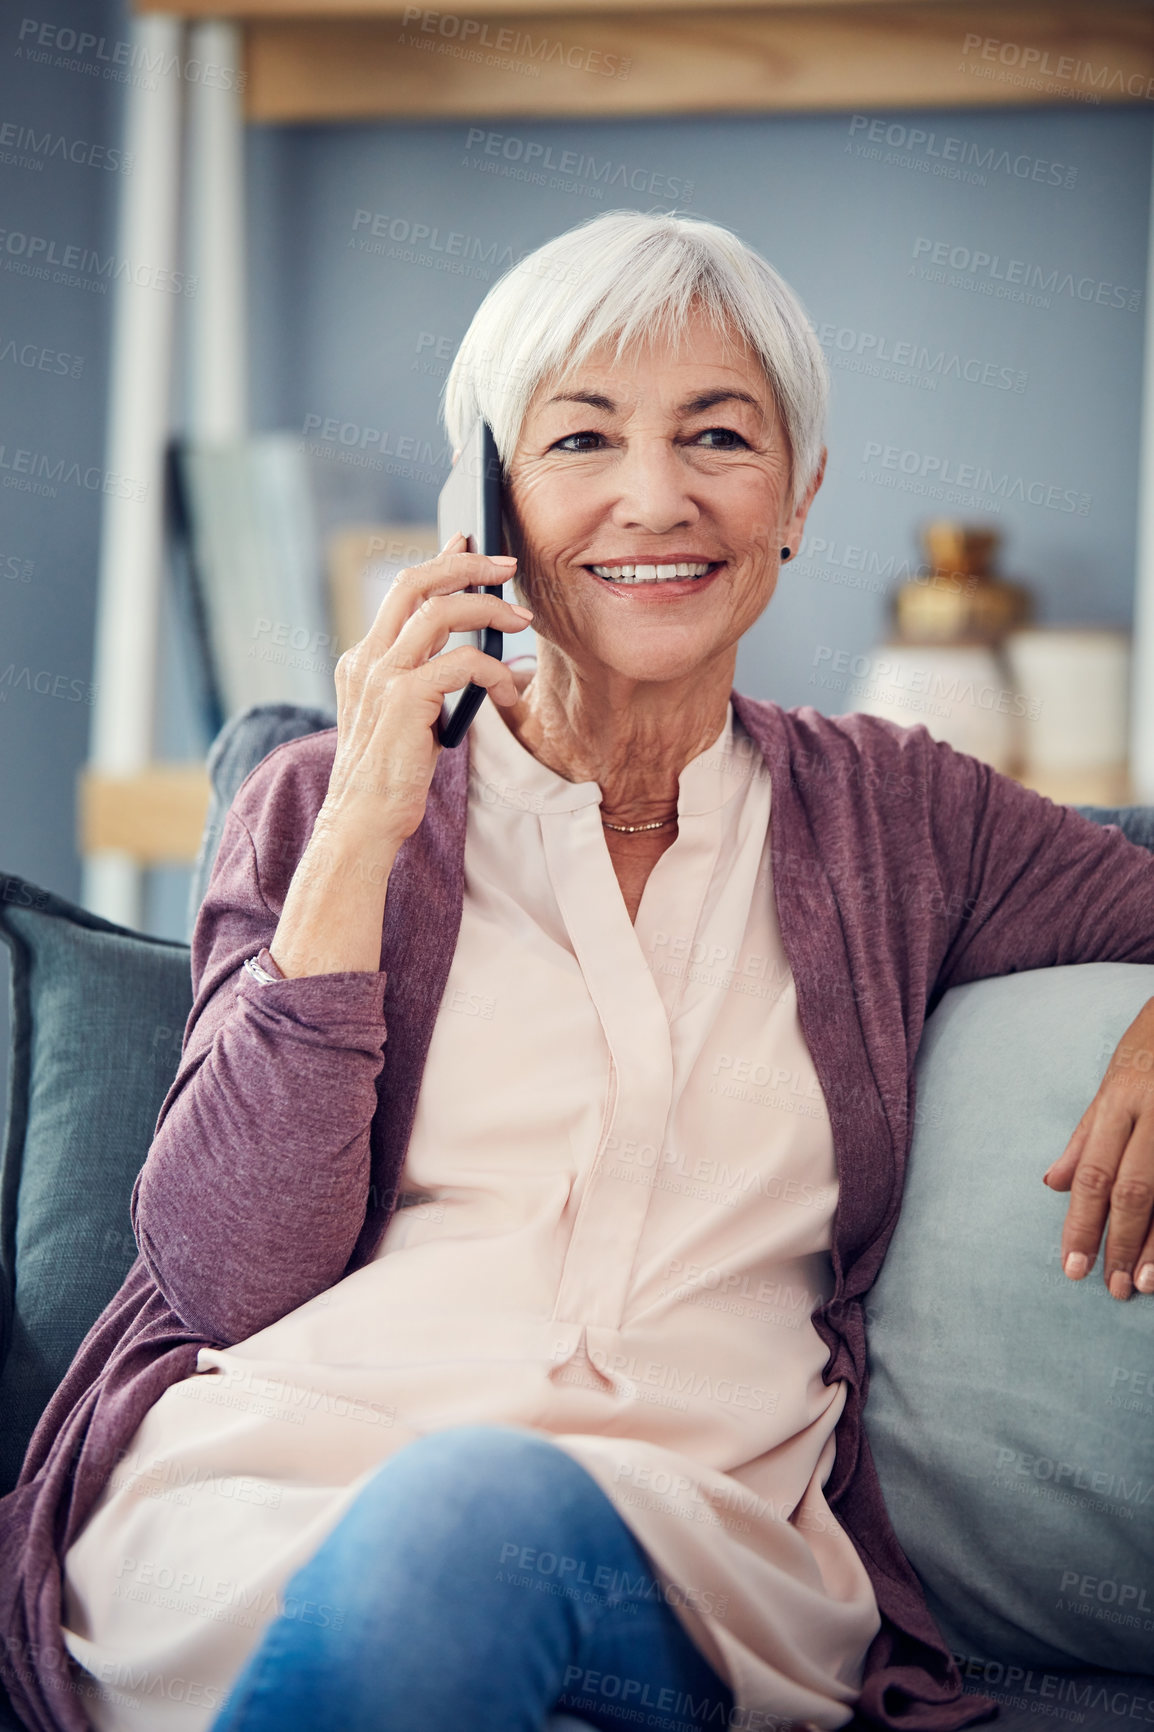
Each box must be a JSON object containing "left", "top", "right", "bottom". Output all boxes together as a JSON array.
[{"left": 586, "top": 560, "right": 723, "bottom": 588}]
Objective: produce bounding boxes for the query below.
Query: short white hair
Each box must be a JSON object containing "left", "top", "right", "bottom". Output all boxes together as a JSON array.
[{"left": 442, "top": 209, "right": 828, "bottom": 512}]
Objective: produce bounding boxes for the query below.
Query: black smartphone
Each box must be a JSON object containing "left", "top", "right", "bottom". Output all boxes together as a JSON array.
[{"left": 434, "top": 418, "right": 505, "bottom": 748}]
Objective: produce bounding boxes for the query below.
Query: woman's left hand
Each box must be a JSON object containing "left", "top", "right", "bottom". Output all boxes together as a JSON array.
[{"left": 1043, "top": 997, "right": 1154, "bottom": 1300}]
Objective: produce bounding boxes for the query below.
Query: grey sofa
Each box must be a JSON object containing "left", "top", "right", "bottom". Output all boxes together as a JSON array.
[{"left": 2, "top": 702, "right": 1153, "bottom": 1732}]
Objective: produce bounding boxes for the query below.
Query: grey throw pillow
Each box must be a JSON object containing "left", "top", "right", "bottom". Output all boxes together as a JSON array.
[
  {"left": 865, "top": 961, "right": 1154, "bottom": 1674},
  {"left": 0, "top": 877, "right": 192, "bottom": 1494}
]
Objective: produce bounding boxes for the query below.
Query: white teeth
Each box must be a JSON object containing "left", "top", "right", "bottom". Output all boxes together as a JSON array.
[{"left": 590, "top": 561, "right": 713, "bottom": 584}]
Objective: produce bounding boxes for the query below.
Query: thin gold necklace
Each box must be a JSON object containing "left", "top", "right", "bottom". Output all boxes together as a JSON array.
[{"left": 601, "top": 815, "right": 676, "bottom": 833}]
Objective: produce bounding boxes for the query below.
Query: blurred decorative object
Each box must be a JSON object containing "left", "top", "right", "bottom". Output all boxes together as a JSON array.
[
  {"left": 853, "top": 518, "right": 1036, "bottom": 773},
  {"left": 327, "top": 525, "right": 442, "bottom": 650},
  {"left": 856, "top": 515, "right": 1132, "bottom": 804},
  {"left": 846, "top": 642, "right": 1018, "bottom": 774},
  {"left": 1003, "top": 629, "right": 1131, "bottom": 803},
  {"left": 172, "top": 435, "right": 336, "bottom": 719},
  {"left": 893, "top": 520, "right": 1032, "bottom": 646}
]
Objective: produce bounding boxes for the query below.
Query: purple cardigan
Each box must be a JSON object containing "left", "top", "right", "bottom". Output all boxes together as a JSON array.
[{"left": 4, "top": 694, "right": 1154, "bottom": 1732}]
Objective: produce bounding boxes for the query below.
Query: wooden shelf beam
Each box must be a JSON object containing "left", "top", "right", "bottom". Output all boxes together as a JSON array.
[
  {"left": 134, "top": 0, "right": 1020, "bottom": 15},
  {"left": 79, "top": 766, "right": 212, "bottom": 866},
  {"left": 76, "top": 756, "right": 1129, "bottom": 867},
  {"left": 229, "top": 6, "right": 1154, "bottom": 124},
  {"left": 128, "top": 0, "right": 1154, "bottom": 121}
]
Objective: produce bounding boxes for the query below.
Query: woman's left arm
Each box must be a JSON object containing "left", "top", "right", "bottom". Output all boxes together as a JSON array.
[{"left": 920, "top": 731, "right": 1154, "bottom": 1301}]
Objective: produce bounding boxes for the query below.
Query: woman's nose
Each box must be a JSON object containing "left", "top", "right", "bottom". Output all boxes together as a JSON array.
[{"left": 608, "top": 442, "right": 699, "bottom": 533}]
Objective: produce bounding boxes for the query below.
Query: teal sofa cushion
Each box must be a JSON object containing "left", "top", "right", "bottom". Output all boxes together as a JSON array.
[
  {"left": 865, "top": 962, "right": 1154, "bottom": 1676},
  {"left": 0, "top": 876, "right": 192, "bottom": 1494}
]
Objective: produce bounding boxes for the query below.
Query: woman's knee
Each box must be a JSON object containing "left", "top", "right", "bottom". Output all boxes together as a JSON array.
[
  {"left": 302, "top": 1427, "right": 636, "bottom": 1596},
  {"left": 272, "top": 1425, "right": 636, "bottom": 1660},
  {"left": 369, "top": 1426, "right": 609, "bottom": 1524},
  {"left": 390, "top": 1423, "right": 575, "bottom": 1479}
]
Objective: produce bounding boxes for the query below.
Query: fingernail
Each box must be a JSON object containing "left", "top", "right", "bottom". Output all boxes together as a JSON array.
[
  {"left": 509, "top": 604, "right": 534, "bottom": 619},
  {"left": 1136, "top": 1263, "right": 1154, "bottom": 1294},
  {"left": 1109, "top": 1271, "right": 1133, "bottom": 1301},
  {"left": 1064, "top": 1251, "right": 1089, "bottom": 1279},
  {"left": 493, "top": 555, "right": 518, "bottom": 565}
]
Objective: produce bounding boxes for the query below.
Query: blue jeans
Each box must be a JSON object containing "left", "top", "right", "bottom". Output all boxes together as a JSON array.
[{"left": 210, "top": 1424, "right": 738, "bottom": 1732}]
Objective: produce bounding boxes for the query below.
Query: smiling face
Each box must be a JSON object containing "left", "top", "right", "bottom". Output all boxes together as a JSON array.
[{"left": 502, "top": 303, "right": 824, "bottom": 691}]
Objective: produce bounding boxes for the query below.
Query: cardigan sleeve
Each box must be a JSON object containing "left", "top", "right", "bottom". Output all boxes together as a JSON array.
[
  {"left": 919, "top": 729, "right": 1154, "bottom": 997},
  {"left": 130, "top": 739, "right": 390, "bottom": 1346}
]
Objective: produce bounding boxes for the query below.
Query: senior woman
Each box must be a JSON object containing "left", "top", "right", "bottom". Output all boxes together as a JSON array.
[{"left": 4, "top": 211, "right": 1154, "bottom": 1732}]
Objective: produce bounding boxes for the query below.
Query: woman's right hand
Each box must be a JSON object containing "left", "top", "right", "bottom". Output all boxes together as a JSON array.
[
  {"left": 269, "top": 533, "right": 532, "bottom": 979},
  {"left": 319, "top": 531, "right": 533, "bottom": 852}
]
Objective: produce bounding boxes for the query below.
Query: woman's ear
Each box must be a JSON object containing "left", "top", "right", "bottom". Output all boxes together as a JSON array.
[{"left": 784, "top": 445, "right": 827, "bottom": 550}]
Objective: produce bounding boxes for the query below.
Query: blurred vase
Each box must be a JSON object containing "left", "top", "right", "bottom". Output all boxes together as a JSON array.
[
  {"left": 849, "top": 642, "right": 1018, "bottom": 773},
  {"left": 893, "top": 520, "right": 1032, "bottom": 646}
]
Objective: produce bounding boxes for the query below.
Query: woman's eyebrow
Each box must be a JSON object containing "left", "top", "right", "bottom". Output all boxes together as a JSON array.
[
  {"left": 542, "top": 388, "right": 766, "bottom": 416},
  {"left": 544, "top": 390, "right": 616, "bottom": 412},
  {"left": 678, "top": 388, "right": 765, "bottom": 417}
]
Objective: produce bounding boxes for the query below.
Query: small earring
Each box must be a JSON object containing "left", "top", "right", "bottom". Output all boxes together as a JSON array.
[{"left": 780, "top": 546, "right": 792, "bottom": 561}]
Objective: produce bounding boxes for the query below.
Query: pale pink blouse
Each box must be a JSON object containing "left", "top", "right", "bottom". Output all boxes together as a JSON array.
[{"left": 60, "top": 694, "right": 880, "bottom": 1730}]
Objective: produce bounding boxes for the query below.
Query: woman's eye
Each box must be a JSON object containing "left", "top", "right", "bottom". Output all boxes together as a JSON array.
[
  {"left": 695, "top": 427, "right": 748, "bottom": 450},
  {"left": 551, "top": 427, "right": 748, "bottom": 453},
  {"left": 554, "top": 430, "right": 606, "bottom": 452}
]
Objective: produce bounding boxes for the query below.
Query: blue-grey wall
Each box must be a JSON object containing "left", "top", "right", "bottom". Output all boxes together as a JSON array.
[
  {"left": 0, "top": 0, "right": 127, "bottom": 879},
  {"left": 0, "top": 0, "right": 128, "bottom": 1147}
]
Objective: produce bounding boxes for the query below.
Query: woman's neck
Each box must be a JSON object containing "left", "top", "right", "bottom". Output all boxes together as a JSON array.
[{"left": 497, "top": 644, "right": 734, "bottom": 828}]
